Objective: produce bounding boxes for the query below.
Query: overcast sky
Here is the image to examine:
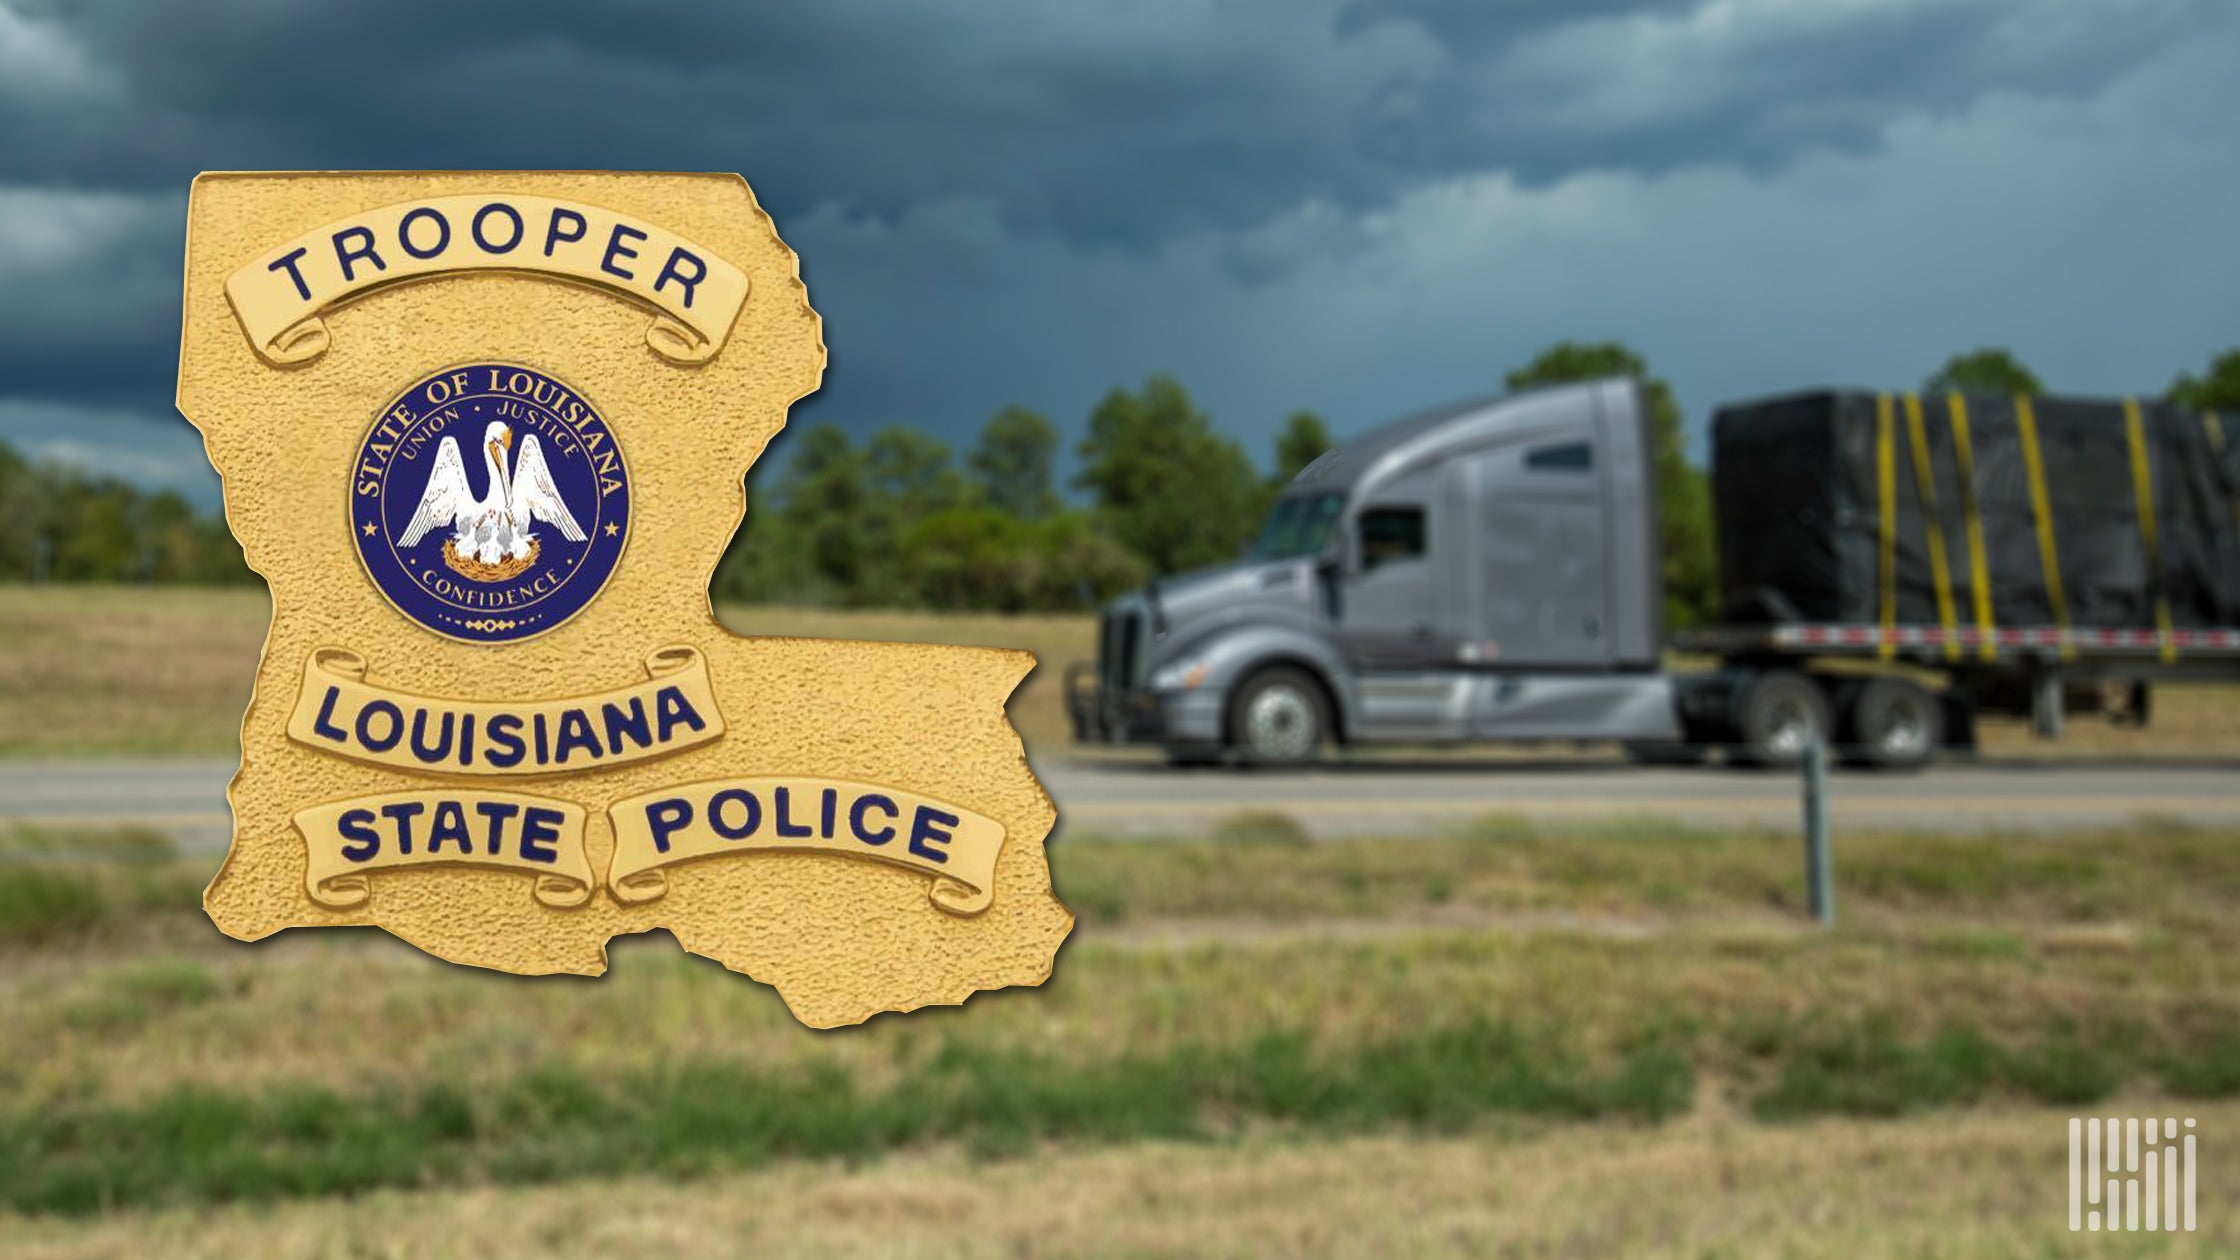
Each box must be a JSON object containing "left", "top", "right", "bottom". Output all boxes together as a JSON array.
[{"left": 1, "top": 0, "right": 2234, "bottom": 507}]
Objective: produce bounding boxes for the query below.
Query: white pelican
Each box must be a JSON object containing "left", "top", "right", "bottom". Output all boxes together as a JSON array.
[{"left": 397, "top": 420, "right": 586, "bottom": 566}]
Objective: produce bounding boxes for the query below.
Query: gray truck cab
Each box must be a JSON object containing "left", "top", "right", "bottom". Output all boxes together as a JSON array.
[{"left": 1068, "top": 377, "right": 1682, "bottom": 763}]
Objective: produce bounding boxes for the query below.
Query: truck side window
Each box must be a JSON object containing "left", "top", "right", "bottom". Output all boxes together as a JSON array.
[
  {"left": 1358, "top": 506, "right": 1426, "bottom": 571},
  {"left": 1525, "top": 441, "right": 1593, "bottom": 472}
]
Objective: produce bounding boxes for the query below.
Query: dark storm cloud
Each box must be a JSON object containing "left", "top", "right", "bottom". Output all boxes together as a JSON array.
[
  {"left": 5, "top": 0, "right": 2215, "bottom": 240},
  {"left": 0, "top": 188, "right": 179, "bottom": 404},
  {"left": 1338, "top": 0, "right": 2209, "bottom": 182},
  {"left": 0, "top": 0, "right": 2230, "bottom": 488}
]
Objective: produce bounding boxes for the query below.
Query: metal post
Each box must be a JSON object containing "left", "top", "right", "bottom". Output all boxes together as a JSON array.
[
  {"left": 1802, "top": 735, "right": 1834, "bottom": 926},
  {"left": 2031, "top": 669, "right": 2064, "bottom": 740}
]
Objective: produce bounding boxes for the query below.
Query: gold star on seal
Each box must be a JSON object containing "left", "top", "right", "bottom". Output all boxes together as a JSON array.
[
  {"left": 603, "top": 522, "right": 620, "bottom": 537},
  {"left": 361, "top": 522, "right": 378, "bottom": 536}
]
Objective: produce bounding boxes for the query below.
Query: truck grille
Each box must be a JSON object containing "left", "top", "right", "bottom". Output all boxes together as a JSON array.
[{"left": 1100, "top": 607, "right": 1143, "bottom": 694}]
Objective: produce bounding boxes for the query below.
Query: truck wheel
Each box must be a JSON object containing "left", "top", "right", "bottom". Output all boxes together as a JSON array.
[
  {"left": 1844, "top": 677, "right": 1941, "bottom": 770},
  {"left": 1229, "top": 666, "right": 1329, "bottom": 766},
  {"left": 1732, "top": 671, "right": 1832, "bottom": 767}
]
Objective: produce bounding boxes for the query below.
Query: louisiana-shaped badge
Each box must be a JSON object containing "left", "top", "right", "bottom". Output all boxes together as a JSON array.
[{"left": 178, "top": 172, "right": 1071, "bottom": 1027}]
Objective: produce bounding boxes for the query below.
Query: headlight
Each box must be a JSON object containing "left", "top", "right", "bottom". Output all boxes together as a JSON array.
[{"left": 1149, "top": 660, "right": 1210, "bottom": 691}]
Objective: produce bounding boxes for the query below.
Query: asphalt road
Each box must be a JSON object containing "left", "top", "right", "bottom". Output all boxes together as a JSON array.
[{"left": 3, "top": 755, "right": 2236, "bottom": 852}]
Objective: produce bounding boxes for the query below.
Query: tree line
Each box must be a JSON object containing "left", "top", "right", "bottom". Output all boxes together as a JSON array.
[
  {"left": 710, "top": 348, "right": 1699, "bottom": 617},
  {"left": 709, "top": 380, "right": 1337, "bottom": 615},
  {"left": 6, "top": 344, "right": 2238, "bottom": 631},
  {"left": 0, "top": 443, "right": 252, "bottom": 585}
]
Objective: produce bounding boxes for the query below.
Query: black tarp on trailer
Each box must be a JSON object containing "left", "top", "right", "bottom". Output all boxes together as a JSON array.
[{"left": 1712, "top": 390, "right": 2240, "bottom": 633}]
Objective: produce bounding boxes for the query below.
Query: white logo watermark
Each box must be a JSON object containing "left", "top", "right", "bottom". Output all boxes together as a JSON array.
[{"left": 2071, "top": 1117, "right": 2195, "bottom": 1231}]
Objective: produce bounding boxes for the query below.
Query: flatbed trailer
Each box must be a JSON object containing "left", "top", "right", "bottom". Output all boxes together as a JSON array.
[
  {"left": 1680, "top": 621, "right": 2240, "bottom": 669},
  {"left": 1648, "top": 621, "right": 2240, "bottom": 764},
  {"left": 1067, "top": 379, "right": 2240, "bottom": 770}
]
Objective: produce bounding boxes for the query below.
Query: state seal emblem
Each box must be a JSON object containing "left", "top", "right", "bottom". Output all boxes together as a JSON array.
[
  {"left": 177, "top": 172, "right": 1072, "bottom": 1027},
  {"left": 352, "top": 363, "right": 629, "bottom": 642}
]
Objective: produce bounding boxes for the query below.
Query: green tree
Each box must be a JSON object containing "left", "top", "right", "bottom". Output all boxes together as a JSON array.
[
  {"left": 1271, "top": 409, "right": 1333, "bottom": 483},
  {"left": 48, "top": 475, "right": 136, "bottom": 581},
  {"left": 187, "top": 514, "right": 250, "bottom": 584},
  {"left": 729, "top": 424, "right": 972, "bottom": 606},
  {"left": 1924, "top": 347, "right": 2044, "bottom": 396},
  {"left": 896, "top": 506, "right": 1150, "bottom": 612},
  {"left": 1022, "top": 512, "right": 1150, "bottom": 607},
  {"left": 2168, "top": 348, "right": 2240, "bottom": 411},
  {"left": 0, "top": 443, "right": 44, "bottom": 579},
  {"left": 711, "top": 460, "right": 797, "bottom": 604},
  {"left": 1075, "top": 375, "right": 1264, "bottom": 575},
  {"left": 0, "top": 441, "right": 252, "bottom": 585},
  {"left": 896, "top": 507, "right": 1034, "bottom": 610},
  {"left": 969, "top": 406, "right": 1061, "bottom": 520},
  {"left": 774, "top": 424, "right": 872, "bottom": 595},
  {"left": 864, "top": 427, "right": 966, "bottom": 522},
  {"left": 1505, "top": 342, "right": 1718, "bottom": 630}
]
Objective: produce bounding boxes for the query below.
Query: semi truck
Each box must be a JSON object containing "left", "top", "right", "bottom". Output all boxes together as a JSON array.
[{"left": 1066, "top": 378, "right": 2240, "bottom": 769}]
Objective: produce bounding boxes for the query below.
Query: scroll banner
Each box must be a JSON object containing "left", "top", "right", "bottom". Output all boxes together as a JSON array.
[
  {"left": 287, "top": 645, "right": 723, "bottom": 776},
  {"left": 223, "top": 194, "right": 749, "bottom": 366},
  {"left": 607, "top": 778, "right": 1008, "bottom": 916},
  {"left": 292, "top": 790, "right": 593, "bottom": 910}
]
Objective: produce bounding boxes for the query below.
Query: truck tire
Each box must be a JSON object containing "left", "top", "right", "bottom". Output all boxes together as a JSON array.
[
  {"left": 1229, "top": 666, "right": 1329, "bottom": 766},
  {"left": 1731, "top": 671, "right": 1832, "bottom": 768},
  {"left": 1844, "top": 677, "right": 1941, "bottom": 770}
]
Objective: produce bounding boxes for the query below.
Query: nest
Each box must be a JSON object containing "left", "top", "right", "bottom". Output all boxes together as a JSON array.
[{"left": 442, "top": 537, "right": 540, "bottom": 583}]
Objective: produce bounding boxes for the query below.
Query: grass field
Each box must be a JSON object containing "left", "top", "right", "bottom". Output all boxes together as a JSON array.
[
  {"left": 6, "top": 587, "right": 2233, "bottom": 1254},
  {"left": 9, "top": 1104, "right": 2233, "bottom": 1259},
  {"left": 0, "top": 585, "right": 1095, "bottom": 755},
  {"left": 3, "top": 583, "right": 2238, "bottom": 759},
  {"left": 2, "top": 815, "right": 2235, "bottom": 1254}
]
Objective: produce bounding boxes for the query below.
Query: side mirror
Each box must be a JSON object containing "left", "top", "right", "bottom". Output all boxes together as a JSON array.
[
  {"left": 1317, "top": 532, "right": 1354, "bottom": 582},
  {"left": 1314, "top": 545, "right": 1346, "bottom": 620}
]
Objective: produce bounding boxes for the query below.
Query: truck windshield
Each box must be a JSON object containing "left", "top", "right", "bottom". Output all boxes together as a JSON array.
[{"left": 1247, "top": 493, "right": 1345, "bottom": 560}]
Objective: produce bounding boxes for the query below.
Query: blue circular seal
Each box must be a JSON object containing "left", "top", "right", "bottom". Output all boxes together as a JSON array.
[{"left": 351, "top": 363, "right": 629, "bottom": 644}]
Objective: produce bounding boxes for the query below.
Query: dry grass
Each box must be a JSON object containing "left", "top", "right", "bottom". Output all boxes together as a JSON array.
[
  {"left": 9, "top": 921, "right": 2222, "bottom": 1107},
  {"left": 0, "top": 819, "right": 2233, "bottom": 1239},
  {"left": 1976, "top": 683, "right": 2240, "bottom": 758},
  {"left": 7, "top": 583, "right": 2240, "bottom": 759},
  {"left": 6, "top": 1100, "right": 2232, "bottom": 1259},
  {"left": 0, "top": 586, "right": 268, "bottom": 755},
  {"left": 5, "top": 818, "right": 2235, "bottom": 1107},
  {"left": 1059, "top": 814, "right": 2240, "bottom": 930},
  {"left": 0, "top": 585, "right": 1094, "bottom": 755}
]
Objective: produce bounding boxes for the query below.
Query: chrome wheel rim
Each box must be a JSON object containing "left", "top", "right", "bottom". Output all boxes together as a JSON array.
[
  {"left": 1878, "top": 699, "right": 1930, "bottom": 758},
  {"left": 1245, "top": 686, "right": 1317, "bottom": 760},
  {"left": 1763, "top": 697, "right": 1816, "bottom": 756}
]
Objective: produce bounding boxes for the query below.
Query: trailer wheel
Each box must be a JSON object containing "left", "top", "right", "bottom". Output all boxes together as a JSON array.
[
  {"left": 1844, "top": 677, "right": 1941, "bottom": 770},
  {"left": 1229, "top": 666, "right": 1329, "bottom": 766},
  {"left": 1732, "top": 671, "right": 1832, "bottom": 767}
]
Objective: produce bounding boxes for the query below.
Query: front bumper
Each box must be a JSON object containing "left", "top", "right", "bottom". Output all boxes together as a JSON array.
[{"left": 1065, "top": 665, "right": 1224, "bottom": 746}]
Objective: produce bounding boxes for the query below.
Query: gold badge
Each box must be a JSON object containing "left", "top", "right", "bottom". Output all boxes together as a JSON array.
[{"left": 178, "top": 172, "right": 1071, "bottom": 1026}]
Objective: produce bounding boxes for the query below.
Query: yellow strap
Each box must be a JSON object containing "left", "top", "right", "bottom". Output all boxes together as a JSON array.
[
  {"left": 1876, "top": 393, "right": 1897, "bottom": 659},
  {"left": 1903, "top": 392, "right": 1960, "bottom": 660},
  {"left": 2124, "top": 397, "right": 2177, "bottom": 663},
  {"left": 1946, "top": 393, "right": 1996, "bottom": 660},
  {"left": 2014, "top": 396, "right": 2072, "bottom": 661}
]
